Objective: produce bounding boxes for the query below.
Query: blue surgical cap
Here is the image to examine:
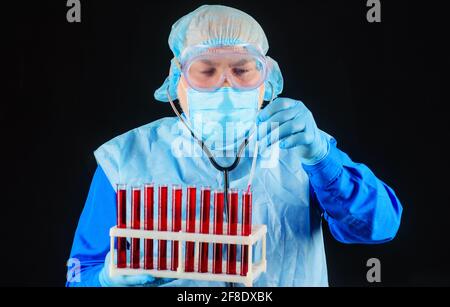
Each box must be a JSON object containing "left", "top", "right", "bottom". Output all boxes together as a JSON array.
[{"left": 154, "top": 5, "right": 284, "bottom": 102}]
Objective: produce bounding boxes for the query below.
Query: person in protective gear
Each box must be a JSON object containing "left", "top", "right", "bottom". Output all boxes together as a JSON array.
[{"left": 66, "top": 5, "right": 402, "bottom": 287}]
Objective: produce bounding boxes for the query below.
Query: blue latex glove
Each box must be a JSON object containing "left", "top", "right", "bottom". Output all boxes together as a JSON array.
[
  {"left": 99, "top": 251, "right": 172, "bottom": 287},
  {"left": 257, "top": 98, "right": 329, "bottom": 165}
]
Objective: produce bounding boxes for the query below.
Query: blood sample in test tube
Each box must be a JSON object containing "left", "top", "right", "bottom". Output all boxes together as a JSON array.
[
  {"left": 185, "top": 186, "right": 196, "bottom": 272},
  {"left": 198, "top": 186, "right": 211, "bottom": 273},
  {"left": 212, "top": 189, "right": 224, "bottom": 274},
  {"left": 158, "top": 185, "right": 168, "bottom": 270},
  {"left": 116, "top": 184, "right": 127, "bottom": 268},
  {"left": 171, "top": 185, "right": 182, "bottom": 271},
  {"left": 130, "top": 186, "right": 141, "bottom": 269},
  {"left": 144, "top": 184, "right": 154, "bottom": 270},
  {"left": 240, "top": 190, "right": 252, "bottom": 276},
  {"left": 226, "top": 188, "right": 238, "bottom": 275}
]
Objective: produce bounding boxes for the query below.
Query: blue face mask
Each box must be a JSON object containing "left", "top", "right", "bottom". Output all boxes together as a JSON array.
[{"left": 186, "top": 87, "right": 260, "bottom": 152}]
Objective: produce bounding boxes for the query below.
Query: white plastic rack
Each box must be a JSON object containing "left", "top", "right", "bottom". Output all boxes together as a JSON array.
[{"left": 109, "top": 222, "right": 267, "bottom": 287}]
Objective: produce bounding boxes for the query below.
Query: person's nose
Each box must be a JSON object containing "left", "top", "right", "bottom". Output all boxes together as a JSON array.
[{"left": 222, "top": 75, "right": 232, "bottom": 87}]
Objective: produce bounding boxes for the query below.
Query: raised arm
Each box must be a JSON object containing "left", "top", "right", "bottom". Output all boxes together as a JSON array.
[
  {"left": 303, "top": 138, "right": 403, "bottom": 244},
  {"left": 256, "top": 97, "right": 403, "bottom": 244}
]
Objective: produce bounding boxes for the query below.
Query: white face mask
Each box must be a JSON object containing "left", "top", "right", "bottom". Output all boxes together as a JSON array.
[{"left": 186, "top": 86, "right": 260, "bottom": 152}]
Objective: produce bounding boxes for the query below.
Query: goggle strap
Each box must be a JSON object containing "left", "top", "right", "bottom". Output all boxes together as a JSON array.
[{"left": 173, "top": 57, "right": 182, "bottom": 71}]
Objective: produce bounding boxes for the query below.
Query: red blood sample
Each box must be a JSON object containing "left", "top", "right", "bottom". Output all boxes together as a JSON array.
[
  {"left": 240, "top": 191, "right": 252, "bottom": 276},
  {"left": 158, "top": 185, "right": 168, "bottom": 270},
  {"left": 227, "top": 189, "right": 238, "bottom": 275},
  {"left": 198, "top": 187, "right": 211, "bottom": 273},
  {"left": 130, "top": 187, "right": 141, "bottom": 269},
  {"left": 213, "top": 190, "right": 224, "bottom": 274},
  {"left": 171, "top": 185, "right": 182, "bottom": 271},
  {"left": 116, "top": 185, "right": 127, "bottom": 269},
  {"left": 185, "top": 186, "right": 196, "bottom": 272},
  {"left": 144, "top": 184, "right": 154, "bottom": 270}
]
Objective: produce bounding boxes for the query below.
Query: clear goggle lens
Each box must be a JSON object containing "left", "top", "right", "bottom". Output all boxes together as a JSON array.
[{"left": 183, "top": 52, "right": 267, "bottom": 92}]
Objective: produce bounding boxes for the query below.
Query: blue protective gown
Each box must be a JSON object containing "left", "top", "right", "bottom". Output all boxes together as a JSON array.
[{"left": 66, "top": 117, "right": 402, "bottom": 287}]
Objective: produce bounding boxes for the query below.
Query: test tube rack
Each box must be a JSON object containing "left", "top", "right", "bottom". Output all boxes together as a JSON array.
[{"left": 109, "top": 222, "right": 267, "bottom": 287}]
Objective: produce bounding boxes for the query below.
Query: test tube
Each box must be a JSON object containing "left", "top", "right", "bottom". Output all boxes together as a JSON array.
[
  {"left": 185, "top": 186, "right": 196, "bottom": 272},
  {"left": 130, "top": 187, "right": 141, "bottom": 269},
  {"left": 144, "top": 184, "right": 154, "bottom": 270},
  {"left": 171, "top": 185, "right": 182, "bottom": 271},
  {"left": 198, "top": 186, "right": 211, "bottom": 273},
  {"left": 158, "top": 185, "right": 168, "bottom": 270},
  {"left": 240, "top": 190, "right": 252, "bottom": 276},
  {"left": 212, "top": 189, "right": 224, "bottom": 274},
  {"left": 227, "top": 188, "right": 239, "bottom": 275},
  {"left": 116, "top": 184, "right": 127, "bottom": 268}
]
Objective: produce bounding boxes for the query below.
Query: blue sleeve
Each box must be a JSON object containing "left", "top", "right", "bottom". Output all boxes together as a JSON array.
[
  {"left": 302, "top": 138, "right": 403, "bottom": 244},
  {"left": 66, "top": 165, "right": 116, "bottom": 287}
]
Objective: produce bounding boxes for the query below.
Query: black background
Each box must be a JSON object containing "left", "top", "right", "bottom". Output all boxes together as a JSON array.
[{"left": 5, "top": 0, "right": 448, "bottom": 286}]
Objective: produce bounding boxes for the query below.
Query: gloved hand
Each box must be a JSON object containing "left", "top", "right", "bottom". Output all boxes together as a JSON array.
[
  {"left": 257, "top": 98, "right": 329, "bottom": 165},
  {"left": 99, "top": 251, "right": 173, "bottom": 287}
]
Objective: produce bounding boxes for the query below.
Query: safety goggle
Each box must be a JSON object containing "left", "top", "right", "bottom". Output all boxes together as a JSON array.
[{"left": 176, "top": 45, "right": 269, "bottom": 92}]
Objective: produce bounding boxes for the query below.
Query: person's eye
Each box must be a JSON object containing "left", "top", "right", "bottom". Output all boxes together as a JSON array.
[
  {"left": 201, "top": 68, "right": 216, "bottom": 76},
  {"left": 232, "top": 68, "right": 250, "bottom": 76}
]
